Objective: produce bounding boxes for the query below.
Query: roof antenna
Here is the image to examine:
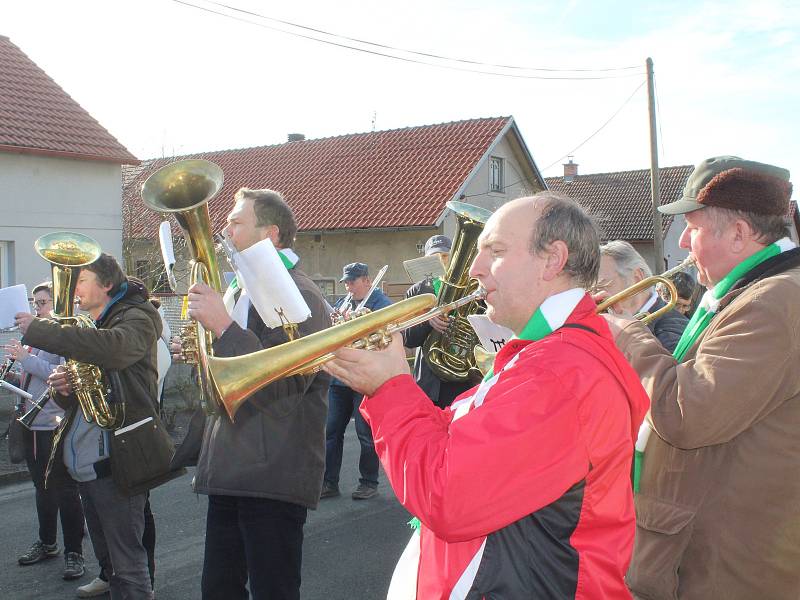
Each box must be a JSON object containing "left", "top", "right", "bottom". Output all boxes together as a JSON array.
[{"left": 371, "top": 111, "right": 377, "bottom": 132}]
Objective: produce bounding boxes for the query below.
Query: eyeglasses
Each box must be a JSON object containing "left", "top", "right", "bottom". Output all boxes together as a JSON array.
[{"left": 33, "top": 299, "right": 51, "bottom": 307}]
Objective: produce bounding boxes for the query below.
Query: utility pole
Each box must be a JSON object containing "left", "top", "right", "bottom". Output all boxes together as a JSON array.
[{"left": 646, "top": 57, "right": 664, "bottom": 271}]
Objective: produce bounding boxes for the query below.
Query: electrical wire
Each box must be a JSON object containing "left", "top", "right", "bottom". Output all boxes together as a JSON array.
[
  {"left": 541, "top": 80, "right": 646, "bottom": 171},
  {"left": 170, "top": 0, "right": 644, "bottom": 81}
]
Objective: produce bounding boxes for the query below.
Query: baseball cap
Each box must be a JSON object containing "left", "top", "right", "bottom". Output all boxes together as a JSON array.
[
  {"left": 424, "top": 235, "right": 452, "bottom": 257},
  {"left": 340, "top": 262, "right": 369, "bottom": 282}
]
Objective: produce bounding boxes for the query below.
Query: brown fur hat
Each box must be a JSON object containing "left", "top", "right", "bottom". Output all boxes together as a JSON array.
[{"left": 698, "top": 168, "right": 793, "bottom": 216}]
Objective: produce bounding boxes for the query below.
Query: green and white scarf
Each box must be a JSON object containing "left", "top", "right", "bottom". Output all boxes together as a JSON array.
[{"left": 633, "top": 238, "right": 796, "bottom": 492}]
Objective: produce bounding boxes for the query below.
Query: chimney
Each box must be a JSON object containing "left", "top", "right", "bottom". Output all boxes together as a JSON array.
[
  {"left": 287, "top": 133, "right": 305, "bottom": 142},
  {"left": 563, "top": 156, "right": 578, "bottom": 183}
]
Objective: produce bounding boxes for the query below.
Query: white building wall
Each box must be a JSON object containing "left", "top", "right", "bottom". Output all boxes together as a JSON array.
[{"left": 0, "top": 152, "right": 124, "bottom": 292}]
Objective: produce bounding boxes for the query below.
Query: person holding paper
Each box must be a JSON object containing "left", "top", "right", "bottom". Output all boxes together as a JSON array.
[
  {"left": 16, "top": 255, "right": 178, "bottom": 600},
  {"left": 320, "top": 262, "right": 392, "bottom": 501},
  {"left": 5, "top": 282, "right": 86, "bottom": 582},
  {"left": 323, "top": 193, "right": 649, "bottom": 599},
  {"left": 177, "top": 187, "right": 331, "bottom": 600},
  {"left": 401, "top": 235, "right": 474, "bottom": 408}
]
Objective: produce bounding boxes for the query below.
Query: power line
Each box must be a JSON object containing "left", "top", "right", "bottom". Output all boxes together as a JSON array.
[
  {"left": 170, "top": 0, "right": 644, "bottom": 81},
  {"left": 541, "top": 80, "right": 646, "bottom": 171},
  {"left": 201, "top": 0, "right": 641, "bottom": 74}
]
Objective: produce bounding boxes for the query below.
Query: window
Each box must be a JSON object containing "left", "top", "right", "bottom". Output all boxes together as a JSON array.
[
  {"left": 0, "top": 242, "right": 9, "bottom": 287},
  {"left": 489, "top": 156, "right": 504, "bottom": 193},
  {"left": 313, "top": 278, "right": 336, "bottom": 302}
]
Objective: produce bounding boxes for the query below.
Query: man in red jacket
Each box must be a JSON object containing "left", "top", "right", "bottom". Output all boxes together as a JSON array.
[{"left": 325, "top": 192, "right": 650, "bottom": 599}]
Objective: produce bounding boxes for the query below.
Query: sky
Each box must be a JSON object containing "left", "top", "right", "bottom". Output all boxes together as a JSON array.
[{"left": 4, "top": 0, "right": 799, "bottom": 180}]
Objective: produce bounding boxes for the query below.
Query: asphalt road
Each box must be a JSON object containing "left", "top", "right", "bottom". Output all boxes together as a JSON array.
[{"left": 0, "top": 423, "right": 412, "bottom": 600}]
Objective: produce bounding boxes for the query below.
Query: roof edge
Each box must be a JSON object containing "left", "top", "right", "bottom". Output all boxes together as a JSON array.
[{"left": 0, "top": 144, "right": 140, "bottom": 165}]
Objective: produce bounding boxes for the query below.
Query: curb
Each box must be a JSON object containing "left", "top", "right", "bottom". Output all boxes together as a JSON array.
[{"left": 0, "top": 470, "right": 30, "bottom": 487}]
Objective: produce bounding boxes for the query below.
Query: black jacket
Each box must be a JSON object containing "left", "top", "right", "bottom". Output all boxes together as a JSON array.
[
  {"left": 24, "top": 280, "right": 182, "bottom": 495},
  {"left": 646, "top": 297, "right": 689, "bottom": 353},
  {"left": 192, "top": 267, "right": 331, "bottom": 509}
]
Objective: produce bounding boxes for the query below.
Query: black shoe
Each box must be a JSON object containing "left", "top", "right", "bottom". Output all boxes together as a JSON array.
[
  {"left": 63, "top": 552, "right": 85, "bottom": 580},
  {"left": 351, "top": 484, "right": 378, "bottom": 500},
  {"left": 18, "top": 540, "right": 60, "bottom": 565},
  {"left": 319, "top": 481, "right": 340, "bottom": 499}
]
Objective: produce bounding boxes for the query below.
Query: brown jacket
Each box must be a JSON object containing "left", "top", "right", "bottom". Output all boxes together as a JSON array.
[{"left": 616, "top": 253, "right": 800, "bottom": 600}]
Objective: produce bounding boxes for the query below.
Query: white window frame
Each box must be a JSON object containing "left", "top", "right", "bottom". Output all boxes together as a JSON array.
[{"left": 489, "top": 156, "right": 504, "bottom": 193}]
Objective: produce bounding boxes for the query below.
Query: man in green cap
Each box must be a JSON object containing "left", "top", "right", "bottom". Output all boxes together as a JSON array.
[{"left": 605, "top": 156, "right": 800, "bottom": 599}]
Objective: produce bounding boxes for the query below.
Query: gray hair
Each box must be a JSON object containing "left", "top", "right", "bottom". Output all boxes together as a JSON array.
[
  {"left": 528, "top": 191, "right": 601, "bottom": 288},
  {"left": 599, "top": 240, "right": 652, "bottom": 283},
  {"left": 705, "top": 206, "right": 789, "bottom": 245}
]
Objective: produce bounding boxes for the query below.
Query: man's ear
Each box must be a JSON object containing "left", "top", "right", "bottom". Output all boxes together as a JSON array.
[
  {"left": 632, "top": 268, "right": 645, "bottom": 283},
  {"left": 730, "top": 218, "right": 754, "bottom": 254},
  {"left": 542, "top": 240, "right": 569, "bottom": 281},
  {"left": 260, "top": 224, "right": 280, "bottom": 246}
]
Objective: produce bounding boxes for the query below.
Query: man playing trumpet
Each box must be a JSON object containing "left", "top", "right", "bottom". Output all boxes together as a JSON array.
[{"left": 325, "top": 192, "right": 649, "bottom": 599}]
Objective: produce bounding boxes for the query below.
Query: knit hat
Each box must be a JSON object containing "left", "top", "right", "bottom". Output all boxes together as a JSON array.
[{"left": 659, "top": 156, "right": 792, "bottom": 216}]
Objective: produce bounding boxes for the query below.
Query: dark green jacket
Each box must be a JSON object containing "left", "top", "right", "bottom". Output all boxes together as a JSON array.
[{"left": 23, "top": 281, "right": 182, "bottom": 495}]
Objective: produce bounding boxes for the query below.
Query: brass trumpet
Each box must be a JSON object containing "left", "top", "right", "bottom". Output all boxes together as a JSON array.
[
  {"left": 595, "top": 256, "right": 696, "bottom": 323},
  {"left": 208, "top": 290, "right": 486, "bottom": 421}
]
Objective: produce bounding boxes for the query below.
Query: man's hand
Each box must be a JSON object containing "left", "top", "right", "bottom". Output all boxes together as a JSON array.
[
  {"left": 48, "top": 365, "right": 73, "bottom": 397},
  {"left": 170, "top": 335, "right": 185, "bottom": 363},
  {"left": 14, "top": 312, "right": 34, "bottom": 335},
  {"left": 428, "top": 314, "right": 450, "bottom": 334},
  {"left": 186, "top": 282, "right": 232, "bottom": 339},
  {"left": 4, "top": 339, "right": 30, "bottom": 362},
  {"left": 323, "top": 334, "right": 410, "bottom": 397}
]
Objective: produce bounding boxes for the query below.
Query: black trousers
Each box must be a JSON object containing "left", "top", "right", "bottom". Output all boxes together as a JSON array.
[
  {"left": 202, "top": 494, "right": 307, "bottom": 600},
  {"left": 23, "top": 428, "right": 85, "bottom": 554}
]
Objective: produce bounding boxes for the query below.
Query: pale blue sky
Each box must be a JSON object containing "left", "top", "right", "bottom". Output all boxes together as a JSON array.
[{"left": 4, "top": 0, "right": 798, "bottom": 182}]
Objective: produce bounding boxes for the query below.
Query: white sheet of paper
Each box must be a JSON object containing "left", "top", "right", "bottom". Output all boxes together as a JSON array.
[
  {"left": 403, "top": 255, "right": 445, "bottom": 283},
  {"left": 0, "top": 284, "right": 29, "bottom": 329},
  {"left": 467, "top": 314, "right": 514, "bottom": 353}
]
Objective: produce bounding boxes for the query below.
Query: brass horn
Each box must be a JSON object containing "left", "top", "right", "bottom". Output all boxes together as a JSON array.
[
  {"left": 141, "top": 159, "right": 225, "bottom": 414},
  {"left": 207, "top": 290, "right": 486, "bottom": 422}
]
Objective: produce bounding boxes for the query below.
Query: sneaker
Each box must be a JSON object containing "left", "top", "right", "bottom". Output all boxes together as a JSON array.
[
  {"left": 319, "top": 481, "right": 340, "bottom": 499},
  {"left": 351, "top": 484, "right": 378, "bottom": 500},
  {"left": 18, "top": 540, "right": 60, "bottom": 565},
  {"left": 77, "top": 576, "right": 110, "bottom": 598},
  {"left": 63, "top": 552, "right": 85, "bottom": 580}
]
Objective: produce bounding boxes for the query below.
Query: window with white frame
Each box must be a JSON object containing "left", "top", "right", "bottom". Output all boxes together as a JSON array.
[{"left": 489, "top": 156, "right": 504, "bottom": 192}]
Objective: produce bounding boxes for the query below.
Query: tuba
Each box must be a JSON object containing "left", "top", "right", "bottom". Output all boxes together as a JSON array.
[
  {"left": 26, "top": 232, "right": 125, "bottom": 430},
  {"left": 422, "top": 201, "right": 493, "bottom": 382},
  {"left": 141, "top": 159, "right": 225, "bottom": 414}
]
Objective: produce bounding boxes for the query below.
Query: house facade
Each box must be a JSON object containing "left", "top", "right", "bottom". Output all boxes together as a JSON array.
[
  {"left": 122, "top": 117, "right": 545, "bottom": 302},
  {"left": 0, "top": 36, "right": 138, "bottom": 291}
]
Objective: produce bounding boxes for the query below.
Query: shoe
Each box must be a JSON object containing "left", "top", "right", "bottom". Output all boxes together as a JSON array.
[
  {"left": 18, "top": 540, "right": 60, "bottom": 565},
  {"left": 351, "top": 484, "right": 378, "bottom": 500},
  {"left": 63, "top": 552, "right": 85, "bottom": 580},
  {"left": 77, "top": 576, "right": 110, "bottom": 598},
  {"left": 319, "top": 481, "right": 340, "bottom": 499}
]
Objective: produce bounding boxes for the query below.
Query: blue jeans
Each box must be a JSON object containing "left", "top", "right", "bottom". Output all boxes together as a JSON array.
[
  {"left": 324, "top": 384, "right": 379, "bottom": 488},
  {"left": 202, "top": 494, "right": 307, "bottom": 600}
]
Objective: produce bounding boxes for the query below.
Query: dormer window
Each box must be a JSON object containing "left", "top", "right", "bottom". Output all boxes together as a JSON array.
[{"left": 489, "top": 156, "right": 504, "bottom": 192}]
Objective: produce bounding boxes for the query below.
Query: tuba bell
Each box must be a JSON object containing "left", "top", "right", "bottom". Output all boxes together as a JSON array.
[
  {"left": 141, "top": 159, "right": 225, "bottom": 414},
  {"left": 23, "top": 232, "right": 125, "bottom": 430},
  {"left": 422, "top": 201, "right": 493, "bottom": 382}
]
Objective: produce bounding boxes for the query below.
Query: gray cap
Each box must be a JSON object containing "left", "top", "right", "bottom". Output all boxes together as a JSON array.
[
  {"left": 659, "top": 155, "right": 791, "bottom": 216},
  {"left": 340, "top": 262, "right": 368, "bottom": 282},
  {"left": 424, "top": 235, "right": 452, "bottom": 256}
]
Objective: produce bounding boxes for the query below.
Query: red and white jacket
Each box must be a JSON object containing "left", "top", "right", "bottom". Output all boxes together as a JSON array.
[{"left": 361, "top": 295, "right": 649, "bottom": 599}]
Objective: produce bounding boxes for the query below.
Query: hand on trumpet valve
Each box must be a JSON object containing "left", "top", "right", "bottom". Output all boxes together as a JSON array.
[
  {"left": 428, "top": 313, "right": 451, "bottom": 334},
  {"left": 186, "top": 282, "right": 232, "bottom": 338},
  {"left": 4, "top": 339, "right": 30, "bottom": 362},
  {"left": 323, "top": 333, "right": 410, "bottom": 397},
  {"left": 14, "top": 312, "right": 34, "bottom": 335},
  {"left": 48, "top": 365, "right": 73, "bottom": 397}
]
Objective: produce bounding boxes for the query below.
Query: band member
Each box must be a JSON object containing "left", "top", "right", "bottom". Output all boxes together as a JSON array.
[
  {"left": 603, "top": 157, "right": 800, "bottom": 599},
  {"left": 5, "top": 282, "right": 86, "bottom": 580},
  {"left": 16, "top": 254, "right": 178, "bottom": 600},
  {"left": 321, "top": 262, "right": 392, "bottom": 500},
  {"left": 325, "top": 193, "right": 650, "bottom": 598},
  {"left": 401, "top": 234, "right": 474, "bottom": 409},
  {"left": 598, "top": 240, "right": 688, "bottom": 352},
  {"left": 180, "top": 188, "right": 330, "bottom": 599}
]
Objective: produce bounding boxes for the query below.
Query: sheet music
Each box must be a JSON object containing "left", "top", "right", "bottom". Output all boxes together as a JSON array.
[
  {"left": 403, "top": 255, "right": 445, "bottom": 283},
  {"left": 0, "top": 284, "right": 29, "bottom": 329},
  {"left": 467, "top": 314, "right": 514, "bottom": 353}
]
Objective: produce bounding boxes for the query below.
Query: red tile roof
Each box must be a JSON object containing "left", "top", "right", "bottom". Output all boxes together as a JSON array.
[
  {"left": 546, "top": 166, "right": 694, "bottom": 240},
  {"left": 0, "top": 36, "right": 138, "bottom": 164},
  {"left": 123, "top": 117, "right": 512, "bottom": 239}
]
